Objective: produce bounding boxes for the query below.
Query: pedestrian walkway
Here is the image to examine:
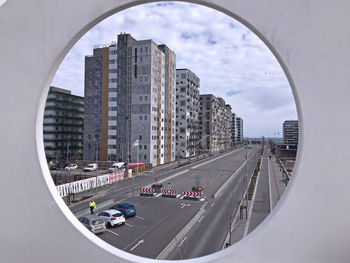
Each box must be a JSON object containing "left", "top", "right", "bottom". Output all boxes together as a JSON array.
[
  {"left": 247, "top": 146, "right": 287, "bottom": 233},
  {"left": 224, "top": 145, "right": 289, "bottom": 248}
]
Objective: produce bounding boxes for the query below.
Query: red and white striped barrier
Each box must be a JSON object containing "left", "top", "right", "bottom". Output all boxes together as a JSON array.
[
  {"left": 162, "top": 189, "right": 177, "bottom": 195},
  {"left": 206, "top": 192, "right": 209, "bottom": 201},
  {"left": 183, "top": 191, "right": 200, "bottom": 197},
  {"left": 139, "top": 187, "right": 155, "bottom": 193}
]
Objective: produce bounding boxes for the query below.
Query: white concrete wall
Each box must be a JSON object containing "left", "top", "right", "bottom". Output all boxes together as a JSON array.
[{"left": 0, "top": 0, "right": 350, "bottom": 262}]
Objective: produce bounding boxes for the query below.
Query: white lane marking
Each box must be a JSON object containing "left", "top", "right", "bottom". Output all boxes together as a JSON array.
[
  {"left": 130, "top": 240, "right": 144, "bottom": 251},
  {"left": 155, "top": 193, "right": 162, "bottom": 197},
  {"left": 136, "top": 216, "right": 144, "bottom": 220},
  {"left": 191, "top": 148, "right": 242, "bottom": 169},
  {"left": 180, "top": 203, "right": 191, "bottom": 209},
  {"left": 176, "top": 194, "right": 181, "bottom": 198},
  {"left": 143, "top": 169, "right": 189, "bottom": 188},
  {"left": 126, "top": 223, "right": 133, "bottom": 227},
  {"left": 106, "top": 229, "right": 119, "bottom": 236},
  {"left": 178, "top": 236, "right": 187, "bottom": 247},
  {"left": 200, "top": 198, "right": 205, "bottom": 201},
  {"left": 198, "top": 216, "right": 204, "bottom": 223},
  {"left": 210, "top": 202, "right": 215, "bottom": 207}
]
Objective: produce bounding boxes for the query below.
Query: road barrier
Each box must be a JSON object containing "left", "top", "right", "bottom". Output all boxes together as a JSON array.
[
  {"left": 139, "top": 187, "right": 154, "bottom": 196},
  {"left": 183, "top": 191, "right": 200, "bottom": 200},
  {"left": 161, "top": 188, "right": 177, "bottom": 198},
  {"left": 56, "top": 169, "right": 132, "bottom": 198}
]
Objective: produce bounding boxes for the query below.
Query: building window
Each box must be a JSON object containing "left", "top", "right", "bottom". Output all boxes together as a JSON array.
[
  {"left": 144, "top": 155, "right": 147, "bottom": 160},
  {"left": 144, "top": 115, "right": 147, "bottom": 120},
  {"left": 139, "top": 116, "right": 143, "bottom": 120}
]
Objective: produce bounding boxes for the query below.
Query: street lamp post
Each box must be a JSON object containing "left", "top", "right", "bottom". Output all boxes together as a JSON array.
[{"left": 245, "top": 145, "right": 248, "bottom": 219}]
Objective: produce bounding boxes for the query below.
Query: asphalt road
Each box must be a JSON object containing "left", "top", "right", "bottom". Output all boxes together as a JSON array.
[{"left": 69, "top": 146, "right": 261, "bottom": 259}]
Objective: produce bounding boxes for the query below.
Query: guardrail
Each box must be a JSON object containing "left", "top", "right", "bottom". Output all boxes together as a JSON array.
[{"left": 275, "top": 158, "right": 291, "bottom": 185}]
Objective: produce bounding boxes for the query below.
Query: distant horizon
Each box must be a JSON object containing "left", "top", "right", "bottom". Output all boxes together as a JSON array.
[{"left": 52, "top": 1, "right": 297, "bottom": 137}]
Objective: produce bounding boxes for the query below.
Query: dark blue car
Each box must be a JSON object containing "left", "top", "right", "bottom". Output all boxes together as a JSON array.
[{"left": 109, "top": 203, "right": 136, "bottom": 218}]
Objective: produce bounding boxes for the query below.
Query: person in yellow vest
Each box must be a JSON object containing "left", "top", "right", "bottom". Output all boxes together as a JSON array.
[{"left": 89, "top": 200, "right": 96, "bottom": 214}]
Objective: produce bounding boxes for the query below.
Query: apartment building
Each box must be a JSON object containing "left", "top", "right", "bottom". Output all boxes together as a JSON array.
[
  {"left": 236, "top": 117, "right": 244, "bottom": 144},
  {"left": 231, "top": 112, "right": 236, "bottom": 146},
  {"left": 116, "top": 33, "right": 176, "bottom": 167},
  {"left": 175, "top": 68, "right": 200, "bottom": 158},
  {"left": 283, "top": 120, "right": 298, "bottom": 146},
  {"left": 83, "top": 44, "right": 114, "bottom": 161},
  {"left": 224, "top": 104, "right": 233, "bottom": 150},
  {"left": 44, "top": 86, "right": 84, "bottom": 162},
  {"left": 199, "top": 94, "right": 232, "bottom": 153}
]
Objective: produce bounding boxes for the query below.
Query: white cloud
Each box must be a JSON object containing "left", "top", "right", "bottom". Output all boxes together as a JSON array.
[{"left": 52, "top": 1, "right": 297, "bottom": 137}]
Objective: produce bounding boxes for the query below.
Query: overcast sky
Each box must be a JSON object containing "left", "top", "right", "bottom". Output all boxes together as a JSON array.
[{"left": 52, "top": 1, "right": 297, "bottom": 137}]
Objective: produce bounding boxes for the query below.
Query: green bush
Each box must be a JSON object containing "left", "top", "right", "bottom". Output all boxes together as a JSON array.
[{"left": 152, "top": 184, "right": 163, "bottom": 188}]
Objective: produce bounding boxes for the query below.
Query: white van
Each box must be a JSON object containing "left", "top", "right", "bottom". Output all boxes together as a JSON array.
[
  {"left": 83, "top": 163, "right": 98, "bottom": 172},
  {"left": 108, "top": 162, "right": 126, "bottom": 172}
]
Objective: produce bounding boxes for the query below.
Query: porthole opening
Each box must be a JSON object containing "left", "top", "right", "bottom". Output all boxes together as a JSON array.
[{"left": 44, "top": 1, "right": 298, "bottom": 260}]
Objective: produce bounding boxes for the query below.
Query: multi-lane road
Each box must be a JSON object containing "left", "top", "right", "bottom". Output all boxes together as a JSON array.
[{"left": 69, "top": 145, "right": 261, "bottom": 259}]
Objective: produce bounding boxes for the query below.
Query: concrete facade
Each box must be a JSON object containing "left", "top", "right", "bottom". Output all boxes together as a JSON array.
[
  {"left": 199, "top": 95, "right": 232, "bottom": 153},
  {"left": 175, "top": 69, "right": 200, "bottom": 158},
  {"left": 44, "top": 86, "right": 84, "bottom": 162},
  {"left": 83, "top": 46, "right": 110, "bottom": 161},
  {"left": 116, "top": 34, "right": 176, "bottom": 167},
  {"left": 1, "top": 1, "right": 350, "bottom": 263},
  {"left": 231, "top": 113, "right": 236, "bottom": 146},
  {"left": 236, "top": 117, "right": 243, "bottom": 144},
  {"left": 283, "top": 120, "right": 298, "bottom": 146}
]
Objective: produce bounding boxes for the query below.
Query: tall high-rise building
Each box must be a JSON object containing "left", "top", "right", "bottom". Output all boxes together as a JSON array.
[
  {"left": 116, "top": 33, "right": 176, "bottom": 167},
  {"left": 236, "top": 117, "right": 243, "bottom": 144},
  {"left": 175, "top": 69, "right": 200, "bottom": 158},
  {"left": 199, "top": 94, "right": 232, "bottom": 152},
  {"left": 83, "top": 43, "right": 116, "bottom": 161},
  {"left": 283, "top": 120, "right": 298, "bottom": 146},
  {"left": 44, "top": 86, "right": 84, "bottom": 162},
  {"left": 224, "top": 104, "right": 233, "bottom": 150},
  {"left": 231, "top": 113, "right": 236, "bottom": 146}
]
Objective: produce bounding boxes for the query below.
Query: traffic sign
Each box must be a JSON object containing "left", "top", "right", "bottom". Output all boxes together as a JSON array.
[{"left": 206, "top": 180, "right": 210, "bottom": 186}]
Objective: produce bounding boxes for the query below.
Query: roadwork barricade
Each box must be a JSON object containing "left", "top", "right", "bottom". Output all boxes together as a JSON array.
[
  {"left": 183, "top": 191, "right": 200, "bottom": 201},
  {"left": 161, "top": 189, "right": 177, "bottom": 198},
  {"left": 139, "top": 187, "right": 154, "bottom": 197}
]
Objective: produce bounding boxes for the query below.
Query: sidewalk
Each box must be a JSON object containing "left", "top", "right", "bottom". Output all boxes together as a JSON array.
[{"left": 225, "top": 146, "right": 288, "bottom": 247}]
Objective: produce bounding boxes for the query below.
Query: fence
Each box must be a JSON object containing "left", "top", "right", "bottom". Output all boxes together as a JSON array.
[{"left": 56, "top": 169, "right": 132, "bottom": 197}]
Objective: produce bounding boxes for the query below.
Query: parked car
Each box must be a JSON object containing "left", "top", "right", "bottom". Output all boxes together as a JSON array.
[
  {"left": 108, "top": 162, "right": 126, "bottom": 172},
  {"left": 97, "top": 209, "right": 125, "bottom": 228},
  {"left": 65, "top": 164, "right": 78, "bottom": 171},
  {"left": 78, "top": 215, "right": 106, "bottom": 234},
  {"left": 83, "top": 163, "right": 97, "bottom": 172},
  {"left": 109, "top": 203, "right": 136, "bottom": 218},
  {"left": 50, "top": 163, "right": 64, "bottom": 170}
]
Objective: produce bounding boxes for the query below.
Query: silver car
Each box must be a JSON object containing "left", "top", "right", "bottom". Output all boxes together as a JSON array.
[{"left": 78, "top": 215, "right": 106, "bottom": 234}]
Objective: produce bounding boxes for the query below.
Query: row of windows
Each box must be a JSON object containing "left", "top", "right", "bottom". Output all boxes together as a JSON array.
[{"left": 139, "top": 115, "right": 148, "bottom": 121}]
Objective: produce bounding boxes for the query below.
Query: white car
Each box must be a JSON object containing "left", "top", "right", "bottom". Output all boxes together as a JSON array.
[
  {"left": 97, "top": 209, "right": 125, "bottom": 228},
  {"left": 108, "top": 162, "right": 126, "bottom": 172},
  {"left": 65, "top": 164, "right": 78, "bottom": 170},
  {"left": 83, "top": 163, "right": 97, "bottom": 172}
]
